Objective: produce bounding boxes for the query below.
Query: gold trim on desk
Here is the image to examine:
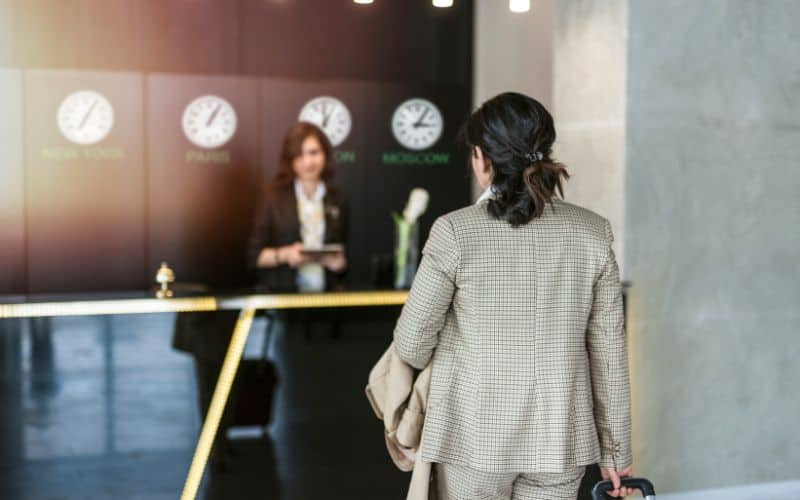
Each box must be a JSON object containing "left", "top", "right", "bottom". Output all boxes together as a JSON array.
[
  {"left": 0, "top": 290, "right": 409, "bottom": 319},
  {"left": 0, "top": 297, "right": 219, "bottom": 319},
  {"left": 218, "top": 289, "right": 408, "bottom": 310},
  {"left": 180, "top": 307, "right": 257, "bottom": 500}
]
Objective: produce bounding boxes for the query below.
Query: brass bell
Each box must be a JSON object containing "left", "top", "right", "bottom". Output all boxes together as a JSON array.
[{"left": 155, "top": 262, "right": 175, "bottom": 298}]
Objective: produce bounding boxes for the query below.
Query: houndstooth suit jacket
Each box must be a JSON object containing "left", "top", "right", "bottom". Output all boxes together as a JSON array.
[{"left": 393, "top": 196, "right": 632, "bottom": 474}]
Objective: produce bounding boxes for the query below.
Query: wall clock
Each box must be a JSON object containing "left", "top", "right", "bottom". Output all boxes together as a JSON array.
[
  {"left": 182, "top": 95, "right": 238, "bottom": 149},
  {"left": 391, "top": 98, "right": 443, "bottom": 151},
  {"left": 57, "top": 90, "right": 114, "bottom": 145},
  {"left": 298, "top": 96, "right": 352, "bottom": 147}
]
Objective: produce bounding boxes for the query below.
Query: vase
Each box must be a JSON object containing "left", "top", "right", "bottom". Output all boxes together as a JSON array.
[{"left": 393, "top": 216, "right": 420, "bottom": 289}]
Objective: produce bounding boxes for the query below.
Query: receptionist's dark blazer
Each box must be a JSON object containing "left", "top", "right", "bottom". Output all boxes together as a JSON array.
[
  {"left": 172, "top": 181, "right": 350, "bottom": 361},
  {"left": 246, "top": 182, "right": 350, "bottom": 293}
]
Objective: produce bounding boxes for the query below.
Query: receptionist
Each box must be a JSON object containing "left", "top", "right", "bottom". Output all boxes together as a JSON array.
[{"left": 247, "top": 121, "right": 350, "bottom": 292}]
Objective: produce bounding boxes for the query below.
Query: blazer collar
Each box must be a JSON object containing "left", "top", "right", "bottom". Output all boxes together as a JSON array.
[
  {"left": 476, "top": 185, "right": 495, "bottom": 204},
  {"left": 293, "top": 178, "right": 327, "bottom": 203},
  {"left": 286, "top": 180, "right": 341, "bottom": 245}
]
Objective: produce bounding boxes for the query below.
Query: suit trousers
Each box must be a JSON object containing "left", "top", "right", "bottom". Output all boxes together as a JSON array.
[{"left": 434, "top": 462, "right": 585, "bottom": 500}]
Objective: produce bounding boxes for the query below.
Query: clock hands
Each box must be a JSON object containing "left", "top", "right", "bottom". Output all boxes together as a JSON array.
[
  {"left": 392, "top": 99, "right": 442, "bottom": 149},
  {"left": 78, "top": 100, "right": 98, "bottom": 130},
  {"left": 321, "top": 103, "right": 333, "bottom": 128},
  {"left": 413, "top": 107, "right": 433, "bottom": 128},
  {"left": 206, "top": 103, "right": 222, "bottom": 127},
  {"left": 298, "top": 97, "right": 351, "bottom": 146},
  {"left": 183, "top": 97, "right": 237, "bottom": 148}
]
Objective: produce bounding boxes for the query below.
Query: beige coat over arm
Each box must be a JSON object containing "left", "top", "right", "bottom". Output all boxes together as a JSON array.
[{"left": 366, "top": 342, "right": 436, "bottom": 500}]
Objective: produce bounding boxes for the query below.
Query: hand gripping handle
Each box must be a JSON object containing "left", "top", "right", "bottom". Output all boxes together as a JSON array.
[{"left": 591, "top": 477, "right": 656, "bottom": 499}]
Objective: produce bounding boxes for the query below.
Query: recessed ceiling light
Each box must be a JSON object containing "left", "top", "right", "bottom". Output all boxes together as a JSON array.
[{"left": 510, "top": 0, "right": 530, "bottom": 13}]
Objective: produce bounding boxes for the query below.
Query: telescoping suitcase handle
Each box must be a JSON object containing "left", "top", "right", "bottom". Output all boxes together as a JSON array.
[{"left": 592, "top": 477, "right": 655, "bottom": 499}]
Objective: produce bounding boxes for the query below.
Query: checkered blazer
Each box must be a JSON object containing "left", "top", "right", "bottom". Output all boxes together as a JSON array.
[{"left": 393, "top": 197, "right": 632, "bottom": 473}]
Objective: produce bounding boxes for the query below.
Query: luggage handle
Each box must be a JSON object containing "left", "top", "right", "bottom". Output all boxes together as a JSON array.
[
  {"left": 259, "top": 310, "right": 279, "bottom": 360},
  {"left": 591, "top": 477, "right": 655, "bottom": 499}
]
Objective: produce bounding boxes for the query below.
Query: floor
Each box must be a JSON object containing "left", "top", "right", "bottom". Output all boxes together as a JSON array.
[
  {"left": 0, "top": 312, "right": 410, "bottom": 499},
  {"left": 657, "top": 480, "right": 800, "bottom": 500},
  {"left": 0, "top": 310, "right": 666, "bottom": 500}
]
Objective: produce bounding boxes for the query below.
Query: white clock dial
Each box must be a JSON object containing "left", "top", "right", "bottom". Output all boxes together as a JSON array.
[
  {"left": 298, "top": 96, "right": 352, "bottom": 147},
  {"left": 57, "top": 90, "right": 115, "bottom": 145},
  {"left": 392, "top": 98, "right": 444, "bottom": 151},
  {"left": 182, "top": 95, "right": 238, "bottom": 149}
]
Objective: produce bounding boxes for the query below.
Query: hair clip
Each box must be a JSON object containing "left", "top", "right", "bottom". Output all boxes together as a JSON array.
[{"left": 524, "top": 151, "right": 544, "bottom": 163}]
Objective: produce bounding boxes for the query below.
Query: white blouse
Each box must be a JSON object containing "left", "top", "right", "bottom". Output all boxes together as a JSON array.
[{"left": 294, "top": 178, "right": 326, "bottom": 292}]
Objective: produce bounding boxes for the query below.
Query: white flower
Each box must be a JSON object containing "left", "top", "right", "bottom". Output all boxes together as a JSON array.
[{"left": 402, "top": 188, "right": 430, "bottom": 224}]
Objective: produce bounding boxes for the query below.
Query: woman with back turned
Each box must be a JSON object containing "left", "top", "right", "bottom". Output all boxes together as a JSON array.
[{"left": 393, "top": 92, "right": 635, "bottom": 499}]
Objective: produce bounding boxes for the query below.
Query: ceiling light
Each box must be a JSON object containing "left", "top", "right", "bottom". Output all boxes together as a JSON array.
[{"left": 510, "top": 0, "right": 530, "bottom": 13}]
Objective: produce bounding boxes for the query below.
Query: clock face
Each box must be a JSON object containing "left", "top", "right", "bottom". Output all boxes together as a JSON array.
[
  {"left": 298, "top": 96, "right": 352, "bottom": 147},
  {"left": 182, "top": 95, "right": 238, "bottom": 149},
  {"left": 392, "top": 98, "right": 444, "bottom": 151},
  {"left": 57, "top": 90, "right": 115, "bottom": 145}
]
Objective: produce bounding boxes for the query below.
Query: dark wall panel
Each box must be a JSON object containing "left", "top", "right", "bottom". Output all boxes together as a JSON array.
[
  {"left": 241, "top": 0, "right": 472, "bottom": 84},
  {"left": 259, "top": 80, "right": 470, "bottom": 286},
  {"left": 0, "top": 69, "right": 25, "bottom": 294},
  {"left": 133, "top": 0, "right": 239, "bottom": 75},
  {"left": 3, "top": 0, "right": 473, "bottom": 294},
  {"left": 147, "top": 74, "right": 261, "bottom": 289},
  {"left": 24, "top": 70, "right": 146, "bottom": 293},
  {"left": 363, "top": 83, "right": 472, "bottom": 266},
  {"left": 13, "top": 1, "right": 142, "bottom": 70},
  {"left": 9, "top": 0, "right": 473, "bottom": 84}
]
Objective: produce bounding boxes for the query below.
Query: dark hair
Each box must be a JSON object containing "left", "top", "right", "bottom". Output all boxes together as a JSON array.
[
  {"left": 272, "top": 122, "right": 334, "bottom": 187},
  {"left": 464, "top": 92, "right": 570, "bottom": 226}
]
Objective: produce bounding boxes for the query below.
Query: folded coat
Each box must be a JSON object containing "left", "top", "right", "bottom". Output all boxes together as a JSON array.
[{"left": 365, "top": 341, "right": 436, "bottom": 500}]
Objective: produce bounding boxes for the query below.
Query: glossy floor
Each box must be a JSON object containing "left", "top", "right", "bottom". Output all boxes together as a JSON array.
[
  {"left": 0, "top": 313, "right": 409, "bottom": 499},
  {"left": 0, "top": 313, "right": 607, "bottom": 500}
]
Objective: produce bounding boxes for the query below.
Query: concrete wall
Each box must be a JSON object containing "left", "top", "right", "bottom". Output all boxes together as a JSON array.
[
  {"left": 552, "top": 0, "right": 628, "bottom": 271},
  {"left": 624, "top": 1, "right": 800, "bottom": 492},
  {"left": 477, "top": 0, "right": 800, "bottom": 493},
  {"left": 472, "top": 0, "right": 554, "bottom": 201},
  {"left": 473, "top": 0, "right": 627, "bottom": 254}
]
